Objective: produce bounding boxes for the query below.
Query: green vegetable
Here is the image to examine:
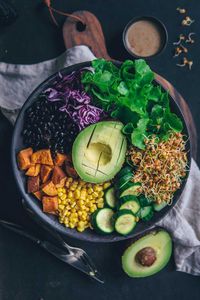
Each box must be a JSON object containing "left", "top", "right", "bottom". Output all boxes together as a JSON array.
[
  {"left": 104, "top": 187, "right": 117, "bottom": 208},
  {"left": 139, "top": 195, "right": 153, "bottom": 207},
  {"left": 114, "top": 209, "right": 136, "bottom": 235},
  {"left": 82, "top": 59, "right": 183, "bottom": 149}
]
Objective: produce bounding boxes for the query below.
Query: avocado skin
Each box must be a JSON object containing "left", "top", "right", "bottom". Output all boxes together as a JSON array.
[{"left": 122, "top": 228, "right": 172, "bottom": 278}]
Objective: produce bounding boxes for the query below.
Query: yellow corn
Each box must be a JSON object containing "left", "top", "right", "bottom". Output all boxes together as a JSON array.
[{"left": 57, "top": 179, "right": 111, "bottom": 232}]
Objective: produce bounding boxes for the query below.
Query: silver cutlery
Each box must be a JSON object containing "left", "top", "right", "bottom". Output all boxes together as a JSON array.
[{"left": 0, "top": 219, "right": 104, "bottom": 284}]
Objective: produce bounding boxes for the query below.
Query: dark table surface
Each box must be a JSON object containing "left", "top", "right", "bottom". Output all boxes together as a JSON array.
[{"left": 0, "top": 0, "right": 200, "bottom": 299}]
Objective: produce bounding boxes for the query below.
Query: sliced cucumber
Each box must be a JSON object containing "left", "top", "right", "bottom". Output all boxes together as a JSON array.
[
  {"left": 116, "top": 166, "right": 133, "bottom": 179},
  {"left": 153, "top": 201, "right": 168, "bottom": 212},
  {"left": 120, "top": 182, "right": 141, "bottom": 197},
  {"left": 116, "top": 173, "right": 133, "bottom": 190},
  {"left": 114, "top": 210, "right": 136, "bottom": 235},
  {"left": 105, "top": 187, "right": 117, "bottom": 208},
  {"left": 119, "top": 195, "right": 138, "bottom": 203},
  {"left": 139, "top": 195, "right": 153, "bottom": 207},
  {"left": 92, "top": 208, "right": 114, "bottom": 234},
  {"left": 119, "top": 199, "right": 140, "bottom": 214},
  {"left": 138, "top": 206, "right": 154, "bottom": 221}
]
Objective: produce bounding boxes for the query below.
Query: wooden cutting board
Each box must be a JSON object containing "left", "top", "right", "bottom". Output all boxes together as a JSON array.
[{"left": 63, "top": 11, "right": 197, "bottom": 159}]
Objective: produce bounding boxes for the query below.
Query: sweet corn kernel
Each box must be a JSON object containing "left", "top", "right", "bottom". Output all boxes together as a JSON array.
[
  {"left": 61, "top": 194, "right": 67, "bottom": 201},
  {"left": 97, "top": 203, "right": 104, "bottom": 208},
  {"left": 68, "top": 191, "right": 74, "bottom": 198},
  {"left": 74, "top": 190, "right": 81, "bottom": 199},
  {"left": 98, "top": 191, "right": 104, "bottom": 197},
  {"left": 58, "top": 204, "right": 65, "bottom": 210},
  {"left": 92, "top": 192, "right": 98, "bottom": 198},
  {"left": 103, "top": 182, "right": 111, "bottom": 189}
]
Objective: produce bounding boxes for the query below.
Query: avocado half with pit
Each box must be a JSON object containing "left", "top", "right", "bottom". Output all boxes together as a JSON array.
[
  {"left": 122, "top": 229, "right": 172, "bottom": 278},
  {"left": 72, "top": 121, "right": 127, "bottom": 184}
]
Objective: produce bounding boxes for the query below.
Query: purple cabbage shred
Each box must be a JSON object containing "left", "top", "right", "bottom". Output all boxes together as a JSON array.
[{"left": 43, "top": 69, "right": 104, "bottom": 130}]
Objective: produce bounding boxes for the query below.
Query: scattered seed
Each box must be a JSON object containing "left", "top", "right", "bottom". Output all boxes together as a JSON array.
[
  {"left": 173, "top": 34, "right": 186, "bottom": 45},
  {"left": 176, "top": 57, "right": 193, "bottom": 70},
  {"left": 186, "top": 32, "right": 195, "bottom": 44},
  {"left": 182, "top": 16, "right": 195, "bottom": 26},
  {"left": 176, "top": 7, "right": 186, "bottom": 14}
]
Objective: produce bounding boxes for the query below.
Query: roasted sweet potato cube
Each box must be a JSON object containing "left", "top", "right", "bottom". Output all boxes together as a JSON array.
[
  {"left": 54, "top": 153, "right": 67, "bottom": 167},
  {"left": 55, "top": 178, "right": 66, "bottom": 188},
  {"left": 17, "top": 148, "right": 33, "bottom": 170},
  {"left": 27, "top": 175, "right": 40, "bottom": 193},
  {"left": 31, "top": 149, "right": 53, "bottom": 166},
  {"left": 40, "top": 165, "right": 53, "bottom": 183},
  {"left": 42, "top": 181, "right": 58, "bottom": 196},
  {"left": 65, "top": 165, "right": 78, "bottom": 178},
  {"left": 52, "top": 166, "right": 66, "bottom": 185},
  {"left": 42, "top": 196, "right": 58, "bottom": 215},
  {"left": 33, "top": 190, "right": 43, "bottom": 201},
  {"left": 26, "top": 164, "right": 41, "bottom": 176}
]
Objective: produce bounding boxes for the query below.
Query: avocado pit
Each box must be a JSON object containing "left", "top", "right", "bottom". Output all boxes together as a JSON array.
[{"left": 135, "top": 247, "right": 157, "bottom": 267}]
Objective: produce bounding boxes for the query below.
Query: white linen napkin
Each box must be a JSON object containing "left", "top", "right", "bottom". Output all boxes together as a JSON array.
[{"left": 0, "top": 45, "right": 199, "bottom": 276}]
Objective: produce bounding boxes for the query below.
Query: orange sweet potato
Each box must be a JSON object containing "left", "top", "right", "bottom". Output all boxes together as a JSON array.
[
  {"left": 42, "top": 180, "right": 58, "bottom": 196},
  {"left": 55, "top": 178, "right": 66, "bottom": 188},
  {"left": 52, "top": 166, "right": 66, "bottom": 185},
  {"left": 27, "top": 175, "right": 40, "bottom": 193},
  {"left": 25, "top": 164, "right": 41, "bottom": 176},
  {"left": 17, "top": 148, "right": 33, "bottom": 170},
  {"left": 40, "top": 165, "right": 53, "bottom": 183},
  {"left": 65, "top": 156, "right": 78, "bottom": 179},
  {"left": 33, "top": 190, "right": 43, "bottom": 201},
  {"left": 65, "top": 165, "right": 78, "bottom": 178},
  {"left": 31, "top": 149, "right": 53, "bottom": 166},
  {"left": 54, "top": 153, "right": 67, "bottom": 167},
  {"left": 42, "top": 196, "right": 58, "bottom": 214}
]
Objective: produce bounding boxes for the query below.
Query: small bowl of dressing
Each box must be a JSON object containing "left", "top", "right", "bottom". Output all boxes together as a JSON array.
[{"left": 123, "top": 16, "right": 168, "bottom": 59}]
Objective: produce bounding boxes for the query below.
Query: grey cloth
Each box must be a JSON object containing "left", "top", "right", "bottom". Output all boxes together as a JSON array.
[{"left": 0, "top": 45, "right": 199, "bottom": 276}]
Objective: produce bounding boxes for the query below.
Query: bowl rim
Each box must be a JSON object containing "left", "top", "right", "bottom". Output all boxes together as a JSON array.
[
  {"left": 11, "top": 60, "right": 191, "bottom": 243},
  {"left": 123, "top": 15, "right": 168, "bottom": 59}
]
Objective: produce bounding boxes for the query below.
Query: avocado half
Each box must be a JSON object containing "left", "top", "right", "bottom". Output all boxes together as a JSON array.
[
  {"left": 122, "top": 229, "right": 172, "bottom": 278},
  {"left": 72, "top": 121, "right": 127, "bottom": 184}
]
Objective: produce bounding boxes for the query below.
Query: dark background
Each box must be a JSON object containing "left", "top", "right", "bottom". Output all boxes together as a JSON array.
[{"left": 0, "top": 0, "right": 200, "bottom": 299}]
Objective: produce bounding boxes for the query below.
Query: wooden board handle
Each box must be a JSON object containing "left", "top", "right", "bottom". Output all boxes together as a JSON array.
[{"left": 63, "top": 10, "right": 111, "bottom": 60}]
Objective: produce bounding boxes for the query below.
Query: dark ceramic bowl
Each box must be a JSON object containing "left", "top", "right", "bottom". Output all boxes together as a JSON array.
[
  {"left": 11, "top": 61, "right": 191, "bottom": 243},
  {"left": 123, "top": 16, "right": 168, "bottom": 59}
]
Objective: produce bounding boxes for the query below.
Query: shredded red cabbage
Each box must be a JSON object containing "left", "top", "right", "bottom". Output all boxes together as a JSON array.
[{"left": 43, "top": 69, "right": 104, "bottom": 130}]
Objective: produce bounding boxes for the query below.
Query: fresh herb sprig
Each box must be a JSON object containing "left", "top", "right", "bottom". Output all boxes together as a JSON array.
[{"left": 82, "top": 59, "right": 183, "bottom": 149}]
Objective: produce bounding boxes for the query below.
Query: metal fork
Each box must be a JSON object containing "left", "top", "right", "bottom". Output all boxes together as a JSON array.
[{"left": 0, "top": 219, "right": 104, "bottom": 283}]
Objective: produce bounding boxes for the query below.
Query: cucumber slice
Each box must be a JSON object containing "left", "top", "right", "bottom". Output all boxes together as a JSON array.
[
  {"left": 92, "top": 208, "right": 114, "bottom": 234},
  {"left": 114, "top": 209, "right": 136, "bottom": 235},
  {"left": 117, "top": 173, "right": 133, "bottom": 190},
  {"left": 138, "top": 206, "right": 154, "bottom": 221},
  {"left": 119, "top": 199, "right": 140, "bottom": 214},
  {"left": 116, "top": 166, "right": 133, "bottom": 179},
  {"left": 119, "top": 195, "right": 138, "bottom": 203},
  {"left": 139, "top": 195, "right": 153, "bottom": 207},
  {"left": 105, "top": 187, "right": 117, "bottom": 208},
  {"left": 153, "top": 201, "right": 168, "bottom": 211},
  {"left": 120, "top": 182, "right": 141, "bottom": 197}
]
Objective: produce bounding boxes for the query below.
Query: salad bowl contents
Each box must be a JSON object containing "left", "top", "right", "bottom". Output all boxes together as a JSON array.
[{"left": 14, "top": 58, "right": 189, "bottom": 241}]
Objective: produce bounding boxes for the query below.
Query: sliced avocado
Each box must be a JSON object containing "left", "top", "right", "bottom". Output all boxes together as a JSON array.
[
  {"left": 122, "top": 229, "right": 172, "bottom": 278},
  {"left": 72, "top": 121, "right": 127, "bottom": 183}
]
